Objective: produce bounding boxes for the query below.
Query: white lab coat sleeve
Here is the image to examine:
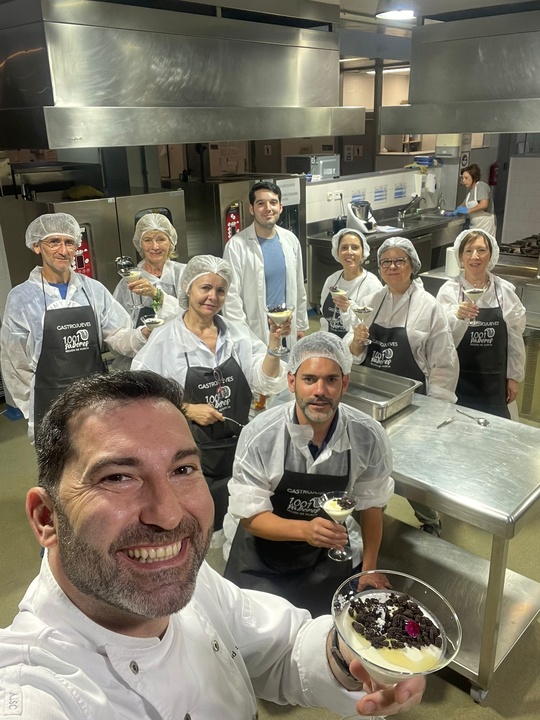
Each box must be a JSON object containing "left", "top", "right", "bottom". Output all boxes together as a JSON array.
[
  {"left": 342, "top": 273, "right": 384, "bottom": 332},
  {"left": 499, "top": 279, "right": 526, "bottom": 382},
  {"left": 436, "top": 281, "right": 469, "bottom": 346},
  {"left": 342, "top": 287, "right": 380, "bottom": 364},
  {"left": 90, "top": 281, "right": 146, "bottom": 358},
  {"left": 200, "top": 566, "right": 365, "bottom": 715},
  {"left": 420, "top": 302, "right": 459, "bottom": 402},
  {"left": 0, "top": 301, "right": 33, "bottom": 417},
  {"left": 293, "top": 238, "right": 309, "bottom": 332},
  {"left": 223, "top": 238, "right": 250, "bottom": 326}
]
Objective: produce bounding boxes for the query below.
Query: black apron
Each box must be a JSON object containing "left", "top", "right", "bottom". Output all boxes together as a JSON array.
[
  {"left": 34, "top": 281, "right": 106, "bottom": 429},
  {"left": 183, "top": 354, "right": 252, "bottom": 530},
  {"left": 456, "top": 285, "right": 509, "bottom": 419},
  {"left": 224, "top": 444, "right": 352, "bottom": 617},
  {"left": 362, "top": 292, "right": 427, "bottom": 394},
  {"left": 322, "top": 272, "right": 348, "bottom": 338}
]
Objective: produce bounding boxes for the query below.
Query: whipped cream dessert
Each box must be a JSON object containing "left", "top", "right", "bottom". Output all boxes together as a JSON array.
[
  {"left": 267, "top": 309, "right": 292, "bottom": 325},
  {"left": 127, "top": 270, "right": 142, "bottom": 280},
  {"left": 337, "top": 590, "right": 444, "bottom": 675},
  {"left": 329, "top": 286, "right": 347, "bottom": 297},
  {"left": 143, "top": 318, "right": 164, "bottom": 330},
  {"left": 323, "top": 496, "right": 355, "bottom": 522},
  {"left": 353, "top": 305, "right": 373, "bottom": 319}
]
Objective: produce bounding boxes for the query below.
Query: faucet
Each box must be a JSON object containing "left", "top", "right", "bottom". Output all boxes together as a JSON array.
[{"left": 397, "top": 195, "right": 425, "bottom": 221}]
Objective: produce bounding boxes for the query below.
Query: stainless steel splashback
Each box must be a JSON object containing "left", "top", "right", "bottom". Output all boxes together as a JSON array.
[
  {"left": 0, "top": 0, "right": 364, "bottom": 149},
  {"left": 380, "top": 9, "right": 540, "bottom": 134}
]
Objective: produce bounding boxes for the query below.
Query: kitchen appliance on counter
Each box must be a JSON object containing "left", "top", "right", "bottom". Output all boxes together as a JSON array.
[
  {"left": 284, "top": 154, "right": 340, "bottom": 180},
  {"left": 347, "top": 200, "right": 378, "bottom": 234},
  {"left": 0, "top": 191, "right": 187, "bottom": 293},
  {"left": 500, "top": 235, "right": 540, "bottom": 260}
]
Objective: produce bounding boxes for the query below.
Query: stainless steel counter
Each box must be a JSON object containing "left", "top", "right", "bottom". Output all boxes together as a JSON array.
[{"left": 342, "top": 391, "right": 540, "bottom": 700}]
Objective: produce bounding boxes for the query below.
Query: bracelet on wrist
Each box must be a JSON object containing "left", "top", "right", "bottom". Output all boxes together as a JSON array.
[
  {"left": 152, "top": 288, "right": 163, "bottom": 311},
  {"left": 326, "top": 629, "right": 363, "bottom": 691},
  {"left": 266, "top": 347, "right": 281, "bottom": 357}
]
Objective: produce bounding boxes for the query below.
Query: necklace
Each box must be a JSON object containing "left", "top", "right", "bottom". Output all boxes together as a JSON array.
[{"left": 468, "top": 276, "right": 489, "bottom": 288}]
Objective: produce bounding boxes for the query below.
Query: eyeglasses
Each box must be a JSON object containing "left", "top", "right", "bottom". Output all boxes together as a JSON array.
[
  {"left": 463, "top": 247, "right": 489, "bottom": 257},
  {"left": 380, "top": 257, "right": 409, "bottom": 269},
  {"left": 41, "top": 238, "right": 78, "bottom": 250}
]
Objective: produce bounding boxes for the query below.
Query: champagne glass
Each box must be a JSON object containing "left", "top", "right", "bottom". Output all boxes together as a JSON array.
[
  {"left": 329, "top": 286, "right": 348, "bottom": 322},
  {"left": 318, "top": 491, "right": 356, "bottom": 562},
  {"left": 140, "top": 316, "right": 164, "bottom": 332},
  {"left": 463, "top": 287, "right": 486, "bottom": 327},
  {"left": 265, "top": 303, "right": 294, "bottom": 356},
  {"left": 117, "top": 265, "right": 144, "bottom": 310},
  {"left": 353, "top": 305, "right": 374, "bottom": 345},
  {"left": 332, "top": 570, "right": 462, "bottom": 695}
]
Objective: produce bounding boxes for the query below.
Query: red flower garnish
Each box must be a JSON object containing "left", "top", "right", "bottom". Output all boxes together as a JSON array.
[{"left": 405, "top": 620, "right": 420, "bottom": 638}]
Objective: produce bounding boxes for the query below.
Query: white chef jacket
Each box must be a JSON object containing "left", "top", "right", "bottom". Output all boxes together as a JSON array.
[
  {"left": 113, "top": 259, "right": 185, "bottom": 326},
  {"left": 344, "top": 279, "right": 459, "bottom": 403},
  {"left": 223, "top": 401, "right": 394, "bottom": 561},
  {"left": 0, "top": 267, "right": 146, "bottom": 434},
  {"left": 320, "top": 269, "right": 383, "bottom": 333},
  {"left": 436, "top": 273, "right": 526, "bottom": 382},
  {"left": 223, "top": 223, "right": 309, "bottom": 345},
  {"left": 0, "top": 557, "right": 366, "bottom": 719},
  {"left": 132, "top": 313, "right": 287, "bottom": 397}
]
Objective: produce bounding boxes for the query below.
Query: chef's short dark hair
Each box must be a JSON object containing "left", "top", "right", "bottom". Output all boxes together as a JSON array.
[
  {"left": 461, "top": 163, "right": 481, "bottom": 182},
  {"left": 36, "top": 371, "right": 185, "bottom": 500},
  {"left": 249, "top": 181, "right": 282, "bottom": 205}
]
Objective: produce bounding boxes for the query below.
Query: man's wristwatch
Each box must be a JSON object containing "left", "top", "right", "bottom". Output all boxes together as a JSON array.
[{"left": 326, "top": 628, "right": 363, "bottom": 691}]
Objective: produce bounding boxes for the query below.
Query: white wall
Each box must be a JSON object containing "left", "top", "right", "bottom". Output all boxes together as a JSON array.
[
  {"left": 306, "top": 167, "right": 442, "bottom": 224},
  {"left": 501, "top": 155, "right": 540, "bottom": 244}
]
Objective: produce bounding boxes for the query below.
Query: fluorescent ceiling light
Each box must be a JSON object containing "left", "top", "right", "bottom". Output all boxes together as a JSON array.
[
  {"left": 366, "top": 67, "right": 410, "bottom": 74},
  {"left": 375, "top": 1, "right": 416, "bottom": 20}
]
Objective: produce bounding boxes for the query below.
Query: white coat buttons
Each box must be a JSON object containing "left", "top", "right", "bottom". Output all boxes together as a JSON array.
[
  {"left": 211, "top": 639, "right": 220, "bottom": 652},
  {"left": 129, "top": 660, "right": 139, "bottom": 674}
]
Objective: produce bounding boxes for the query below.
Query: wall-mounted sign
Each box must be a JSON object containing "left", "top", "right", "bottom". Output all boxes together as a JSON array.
[{"left": 460, "top": 151, "right": 470, "bottom": 169}]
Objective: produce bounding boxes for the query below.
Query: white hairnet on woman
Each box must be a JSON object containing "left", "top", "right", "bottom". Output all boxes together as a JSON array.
[
  {"left": 377, "top": 237, "right": 421, "bottom": 275},
  {"left": 132, "top": 213, "right": 178, "bottom": 251},
  {"left": 331, "top": 227, "right": 370, "bottom": 262},
  {"left": 25, "top": 213, "right": 82, "bottom": 249},
  {"left": 287, "top": 330, "right": 353, "bottom": 375},
  {"left": 179, "top": 255, "right": 233, "bottom": 308},
  {"left": 452, "top": 228, "right": 500, "bottom": 270}
]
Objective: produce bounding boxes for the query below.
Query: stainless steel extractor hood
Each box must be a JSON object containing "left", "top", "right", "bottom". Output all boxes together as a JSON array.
[
  {"left": 380, "top": 8, "right": 540, "bottom": 134},
  {"left": 0, "top": 0, "right": 365, "bottom": 150}
]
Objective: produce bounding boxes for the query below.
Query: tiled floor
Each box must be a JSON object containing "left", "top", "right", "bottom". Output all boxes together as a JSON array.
[{"left": 1, "top": 404, "right": 539, "bottom": 720}]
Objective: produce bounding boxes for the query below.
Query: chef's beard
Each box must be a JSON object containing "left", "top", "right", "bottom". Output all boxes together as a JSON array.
[
  {"left": 54, "top": 505, "right": 212, "bottom": 620},
  {"left": 296, "top": 395, "right": 339, "bottom": 424}
]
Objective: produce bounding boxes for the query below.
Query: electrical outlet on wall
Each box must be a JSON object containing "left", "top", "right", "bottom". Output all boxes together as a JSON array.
[
  {"left": 327, "top": 192, "right": 333, "bottom": 202},
  {"left": 333, "top": 191, "right": 342, "bottom": 200}
]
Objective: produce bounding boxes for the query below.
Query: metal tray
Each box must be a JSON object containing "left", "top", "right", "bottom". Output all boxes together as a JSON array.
[{"left": 342, "top": 365, "right": 423, "bottom": 421}]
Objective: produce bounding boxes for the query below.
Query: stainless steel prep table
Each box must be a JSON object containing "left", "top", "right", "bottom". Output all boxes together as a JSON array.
[{"left": 343, "top": 391, "right": 540, "bottom": 701}]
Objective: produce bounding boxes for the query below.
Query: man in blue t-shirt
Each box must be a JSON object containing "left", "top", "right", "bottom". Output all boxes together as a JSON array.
[{"left": 223, "top": 180, "right": 309, "bottom": 348}]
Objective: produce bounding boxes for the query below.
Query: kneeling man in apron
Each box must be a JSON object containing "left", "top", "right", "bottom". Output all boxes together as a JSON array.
[{"left": 223, "top": 332, "right": 394, "bottom": 617}]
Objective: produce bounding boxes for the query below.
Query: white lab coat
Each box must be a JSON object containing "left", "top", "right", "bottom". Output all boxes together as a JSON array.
[
  {"left": 132, "top": 313, "right": 287, "bottom": 397},
  {"left": 320, "top": 269, "right": 383, "bottom": 333},
  {"left": 436, "top": 273, "right": 526, "bottom": 382},
  {"left": 0, "top": 268, "right": 145, "bottom": 435},
  {"left": 112, "top": 258, "right": 185, "bottom": 326},
  {"left": 223, "top": 223, "right": 309, "bottom": 345},
  {"left": 0, "top": 557, "right": 366, "bottom": 719},
  {"left": 223, "top": 401, "right": 394, "bottom": 562},
  {"left": 344, "top": 279, "right": 459, "bottom": 402}
]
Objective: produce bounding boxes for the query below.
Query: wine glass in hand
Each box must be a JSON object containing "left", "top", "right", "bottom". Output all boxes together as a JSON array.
[
  {"left": 463, "top": 287, "right": 486, "bottom": 327},
  {"left": 265, "top": 304, "right": 294, "bottom": 356},
  {"left": 319, "top": 491, "right": 356, "bottom": 562},
  {"left": 352, "top": 305, "right": 373, "bottom": 345}
]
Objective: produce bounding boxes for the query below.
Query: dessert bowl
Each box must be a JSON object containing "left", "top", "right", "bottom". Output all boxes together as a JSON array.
[{"left": 332, "top": 570, "right": 462, "bottom": 686}]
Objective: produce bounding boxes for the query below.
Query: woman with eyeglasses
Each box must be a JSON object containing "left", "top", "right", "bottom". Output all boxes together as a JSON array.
[
  {"left": 436, "top": 230, "right": 526, "bottom": 419},
  {"left": 344, "top": 237, "right": 459, "bottom": 536},
  {"left": 132, "top": 255, "right": 288, "bottom": 534},
  {"left": 319, "top": 227, "right": 382, "bottom": 337},
  {"left": 113, "top": 213, "right": 186, "bottom": 328},
  {"left": 0, "top": 213, "right": 148, "bottom": 442}
]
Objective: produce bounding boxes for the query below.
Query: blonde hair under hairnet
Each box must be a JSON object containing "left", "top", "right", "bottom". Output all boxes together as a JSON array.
[
  {"left": 287, "top": 331, "right": 353, "bottom": 375},
  {"left": 331, "top": 227, "right": 370, "bottom": 263},
  {"left": 25, "top": 213, "right": 82, "bottom": 249},
  {"left": 377, "top": 236, "right": 422, "bottom": 275},
  {"left": 453, "top": 229, "right": 499, "bottom": 271},
  {"left": 132, "top": 213, "right": 178, "bottom": 252},
  {"left": 179, "top": 255, "right": 233, "bottom": 309}
]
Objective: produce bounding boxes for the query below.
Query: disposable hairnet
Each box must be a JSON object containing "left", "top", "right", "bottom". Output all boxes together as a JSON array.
[
  {"left": 377, "top": 237, "right": 421, "bottom": 274},
  {"left": 25, "top": 213, "right": 82, "bottom": 249},
  {"left": 132, "top": 213, "right": 178, "bottom": 252},
  {"left": 287, "top": 331, "right": 353, "bottom": 375},
  {"left": 453, "top": 228, "right": 499, "bottom": 271},
  {"left": 331, "top": 227, "right": 370, "bottom": 263},
  {"left": 179, "top": 255, "right": 233, "bottom": 308}
]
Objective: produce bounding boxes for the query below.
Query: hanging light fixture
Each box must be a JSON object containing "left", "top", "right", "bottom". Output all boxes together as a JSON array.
[{"left": 375, "top": 1, "right": 417, "bottom": 20}]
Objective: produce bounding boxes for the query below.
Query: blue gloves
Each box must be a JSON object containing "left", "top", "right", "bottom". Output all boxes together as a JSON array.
[{"left": 453, "top": 206, "right": 469, "bottom": 216}]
